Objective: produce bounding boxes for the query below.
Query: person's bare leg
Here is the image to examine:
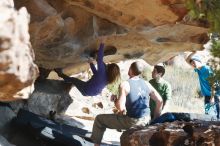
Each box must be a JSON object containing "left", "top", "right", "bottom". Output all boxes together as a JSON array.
[{"left": 94, "top": 144, "right": 100, "bottom": 146}]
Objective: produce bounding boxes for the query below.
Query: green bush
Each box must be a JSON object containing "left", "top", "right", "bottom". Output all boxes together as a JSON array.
[{"left": 186, "top": 0, "right": 220, "bottom": 33}]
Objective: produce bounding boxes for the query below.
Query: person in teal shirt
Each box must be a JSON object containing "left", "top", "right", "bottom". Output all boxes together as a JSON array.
[
  {"left": 187, "top": 52, "right": 219, "bottom": 119},
  {"left": 149, "top": 64, "right": 172, "bottom": 119}
]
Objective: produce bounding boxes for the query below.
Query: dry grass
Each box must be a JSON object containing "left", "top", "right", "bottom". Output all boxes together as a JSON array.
[{"left": 163, "top": 66, "right": 204, "bottom": 114}]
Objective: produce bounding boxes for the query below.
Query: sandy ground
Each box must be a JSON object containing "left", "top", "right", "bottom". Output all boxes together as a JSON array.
[
  {"left": 61, "top": 86, "right": 122, "bottom": 145},
  {"left": 72, "top": 117, "right": 122, "bottom": 145}
]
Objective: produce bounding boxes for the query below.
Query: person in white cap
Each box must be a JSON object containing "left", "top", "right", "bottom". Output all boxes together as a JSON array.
[{"left": 186, "top": 52, "right": 219, "bottom": 119}]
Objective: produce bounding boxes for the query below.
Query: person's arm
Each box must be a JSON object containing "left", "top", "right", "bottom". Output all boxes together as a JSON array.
[
  {"left": 206, "top": 67, "right": 215, "bottom": 103},
  {"left": 203, "top": 66, "right": 213, "bottom": 79},
  {"left": 185, "top": 52, "right": 196, "bottom": 65},
  {"left": 97, "top": 43, "right": 105, "bottom": 71},
  {"left": 114, "top": 81, "right": 129, "bottom": 112},
  {"left": 90, "top": 63, "right": 97, "bottom": 74},
  {"left": 97, "top": 36, "right": 107, "bottom": 72},
  {"left": 161, "top": 100, "right": 171, "bottom": 114},
  {"left": 88, "top": 58, "right": 97, "bottom": 74},
  {"left": 150, "top": 90, "right": 163, "bottom": 119},
  {"left": 162, "top": 83, "right": 172, "bottom": 111},
  {"left": 147, "top": 83, "right": 163, "bottom": 119}
]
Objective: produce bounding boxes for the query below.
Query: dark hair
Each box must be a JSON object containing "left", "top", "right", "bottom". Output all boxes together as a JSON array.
[
  {"left": 130, "top": 61, "right": 144, "bottom": 76},
  {"left": 106, "top": 63, "right": 120, "bottom": 84},
  {"left": 154, "top": 65, "right": 165, "bottom": 77},
  {"left": 189, "top": 59, "right": 194, "bottom": 64}
]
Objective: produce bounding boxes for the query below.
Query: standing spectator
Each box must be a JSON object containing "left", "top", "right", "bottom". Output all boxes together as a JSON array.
[{"left": 186, "top": 52, "right": 219, "bottom": 119}]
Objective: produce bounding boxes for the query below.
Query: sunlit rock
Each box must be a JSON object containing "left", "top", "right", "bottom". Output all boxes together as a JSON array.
[
  {"left": 0, "top": 135, "right": 15, "bottom": 146},
  {"left": 0, "top": 0, "right": 38, "bottom": 101},
  {"left": 121, "top": 120, "right": 220, "bottom": 146},
  {"left": 14, "top": 0, "right": 208, "bottom": 75}
]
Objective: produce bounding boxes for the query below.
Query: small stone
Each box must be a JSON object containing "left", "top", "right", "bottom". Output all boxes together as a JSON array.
[{"left": 82, "top": 107, "right": 90, "bottom": 114}]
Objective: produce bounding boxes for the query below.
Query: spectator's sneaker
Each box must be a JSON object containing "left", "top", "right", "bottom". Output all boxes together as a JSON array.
[
  {"left": 205, "top": 103, "right": 217, "bottom": 117},
  {"left": 205, "top": 103, "right": 211, "bottom": 114}
]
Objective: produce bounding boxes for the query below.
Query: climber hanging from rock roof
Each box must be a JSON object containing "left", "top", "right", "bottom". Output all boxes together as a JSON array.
[{"left": 54, "top": 37, "right": 120, "bottom": 96}]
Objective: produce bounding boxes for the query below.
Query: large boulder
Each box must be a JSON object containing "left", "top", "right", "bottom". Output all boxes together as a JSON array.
[
  {"left": 121, "top": 120, "right": 220, "bottom": 146},
  {"left": 0, "top": 104, "right": 16, "bottom": 137},
  {"left": 14, "top": 0, "right": 209, "bottom": 75},
  {"left": 27, "top": 79, "right": 73, "bottom": 117},
  {"left": 0, "top": 135, "right": 15, "bottom": 146},
  {"left": 0, "top": 0, "right": 38, "bottom": 101}
]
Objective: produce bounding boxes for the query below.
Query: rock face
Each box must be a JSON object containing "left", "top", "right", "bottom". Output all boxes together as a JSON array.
[
  {"left": 0, "top": 104, "right": 16, "bottom": 137},
  {"left": 0, "top": 0, "right": 38, "bottom": 101},
  {"left": 0, "top": 135, "right": 15, "bottom": 146},
  {"left": 14, "top": 0, "right": 209, "bottom": 75},
  {"left": 121, "top": 121, "right": 220, "bottom": 146},
  {"left": 27, "top": 79, "right": 73, "bottom": 117}
]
